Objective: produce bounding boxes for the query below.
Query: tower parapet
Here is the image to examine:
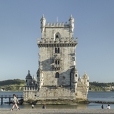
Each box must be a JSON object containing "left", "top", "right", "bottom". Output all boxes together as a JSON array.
[{"left": 37, "top": 37, "right": 78, "bottom": 47}]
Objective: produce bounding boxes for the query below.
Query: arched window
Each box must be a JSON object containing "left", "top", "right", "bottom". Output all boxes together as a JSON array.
[
  {"left": 54, "top": 32, "right": 61, "bottom": 40},
  {"left": 55, "top": 60, "right": 57, "bottom": 64},
  {"left": 55, "top": 48, "right": 58, "bottom": 53},
  {"left": 55, "top": 72, "right": 59, "bottom": 78},
  {"left": 56, "top": 35, "right": 59, "bottom": 38},
  {"left": 55, "top": 47, "right": 60, "bottom": 53},
  {"left": 58, "top": 48, "right": 60, "bottom": 53},
  {"left": 55, "top": 60, "right": 60, "bottom": 65}
]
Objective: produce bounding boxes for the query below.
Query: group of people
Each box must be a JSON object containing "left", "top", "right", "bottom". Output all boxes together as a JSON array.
[
  {"left": 10, "top": 95, "right": 46, "bottom": 111},
  {"left": 101, "top": 104, "right": 111, "bottom": 109},
  {"left": 10, "top": 94, "right": 46, "bottom": 111},
  {"left": 10, "top": 94, "right": 20, "bottom": 111},
  {"left": 11, "top": 94, "right": 112, "bottom": 111}
]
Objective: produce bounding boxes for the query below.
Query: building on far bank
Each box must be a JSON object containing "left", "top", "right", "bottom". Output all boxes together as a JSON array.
[{"left": 23, "top": 15, "right": 89, "bottom": 104}]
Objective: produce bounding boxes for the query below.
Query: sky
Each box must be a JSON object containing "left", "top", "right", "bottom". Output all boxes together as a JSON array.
[{"left": 0, "top": 0, "right": 114, "bottom": 82}]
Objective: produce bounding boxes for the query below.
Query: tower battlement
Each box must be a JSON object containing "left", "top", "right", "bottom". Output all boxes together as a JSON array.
[
  {"left": 40, "top": 15, "right": 74, "bottom": 32},
  {"left": 45, "top": 22, "right": 65, "bottom": 27}
]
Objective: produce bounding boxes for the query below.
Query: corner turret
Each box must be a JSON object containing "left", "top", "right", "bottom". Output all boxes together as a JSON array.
[
  {"left": 40, "top": 15, "right": 46, "bottom": 32},
  {"left": 69, "top": 15, "right": 74, "bottom": 32},
  {"left": 25, "top": 70, "right": 32, "bottom": 86},
  {"left": 70, "top": 68, "right": 78, "bottom": 92}
]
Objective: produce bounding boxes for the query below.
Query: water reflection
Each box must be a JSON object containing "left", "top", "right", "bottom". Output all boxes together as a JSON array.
[
  {"left": 0, "top": 104, "right": 88, "bottom": 109},
  {"left": 1, "top": 103, "right": 114, "bottom": 109}
]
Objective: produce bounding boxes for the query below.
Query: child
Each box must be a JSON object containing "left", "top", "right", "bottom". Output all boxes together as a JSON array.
[
  {"left": 42, "top": 104, "right": 46, "bottom": 109},
  {"left": 101, "top": 104, "right": 104, "bottom": 109},
  {"left": 32, "top": 103, "right": 34, "bottom": 109},
  {"left": 107, "top": 104, "right": 110, "bottom": 109}
]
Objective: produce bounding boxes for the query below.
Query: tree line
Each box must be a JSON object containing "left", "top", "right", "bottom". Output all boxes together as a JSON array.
[
  {"left": 0, "top": 79, "right": 25, "bottom": 91},
  {"left": 89, "top": 82, "right": 114, "bottom": 91},
  {"left": 0, "top": 79, "right": 114, "bottom": 91}
]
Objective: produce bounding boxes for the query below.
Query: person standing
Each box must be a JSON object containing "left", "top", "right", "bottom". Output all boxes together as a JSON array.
[
  {"left": 42, "top": 104, "right": 46, "bottom": 109},
  {"left": 32, "top": 103, "right": 34, "bottom": 109},
  {"left": 101, "top": 104, "right": 104, "bottom": 109},
  {"left": 107, "top": 104, "right": 111, "bottom": 109},
  {"left": 10, "top": 94, "right": 20, "bottom": 111}
]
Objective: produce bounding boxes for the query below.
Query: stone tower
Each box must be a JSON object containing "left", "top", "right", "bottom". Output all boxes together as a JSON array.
[
  {"left": 23, "top": 15, "right": 89, "bottom": 103},
  {"left": 37, "top": 15, "right": 78, "bottom": 100}
]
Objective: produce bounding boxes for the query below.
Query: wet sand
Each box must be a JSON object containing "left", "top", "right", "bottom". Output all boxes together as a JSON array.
[{"left": 0, "top": 109, "right": 114, "bottom": 114}]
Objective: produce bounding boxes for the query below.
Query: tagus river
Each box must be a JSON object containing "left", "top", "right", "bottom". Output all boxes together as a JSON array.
[{"left": 0, "top": 91, "right": 114, "bottom": 109}]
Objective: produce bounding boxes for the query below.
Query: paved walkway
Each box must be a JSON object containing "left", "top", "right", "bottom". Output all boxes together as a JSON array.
[{"left": 0, "top": 109, "right": 114, "bottom": 114}]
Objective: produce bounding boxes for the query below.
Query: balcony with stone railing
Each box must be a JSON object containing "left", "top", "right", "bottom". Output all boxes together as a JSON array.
[{"left": 37, "top": 37, "right": 78, "bottom": 47}]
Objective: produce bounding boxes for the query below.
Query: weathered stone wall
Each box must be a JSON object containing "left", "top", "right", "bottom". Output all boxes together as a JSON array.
[
  {"left": 44, "top": 28, "right": 72, "bottom": 40},
  {"left": 23, "top": 87, "right": 38, "bottom": 101},
  {"left": 37, "top": 86, "right": 75, "bottom": 100},
  {"left": 39, "top": 46, "right": 76, "bottom": 86},
  {"left": 76, "top": 82, "right": 88, "bottom": 100},
  {"left": 23, "top": 86, "right": 76, "bottom": 101}
]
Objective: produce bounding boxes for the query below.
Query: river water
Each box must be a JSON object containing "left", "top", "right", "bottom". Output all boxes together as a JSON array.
[{"left": 0, "top": 91, "right": 114, "bottom": 109}]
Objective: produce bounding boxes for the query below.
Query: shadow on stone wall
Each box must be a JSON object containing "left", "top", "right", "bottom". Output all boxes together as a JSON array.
[{"left": 39, "top": 56, "right": 75, "bottom": 91}]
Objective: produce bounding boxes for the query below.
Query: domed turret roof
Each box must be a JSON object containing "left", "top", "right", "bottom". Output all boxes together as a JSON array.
[
  {"left": 26, "top": 70, "right": 32, "bottom": 79},
  {"left": 69, "top": 14, "right": 74, "bottom": 21},
  {"left": 40, "top": 14, "right": 46, "bottom": 21}
]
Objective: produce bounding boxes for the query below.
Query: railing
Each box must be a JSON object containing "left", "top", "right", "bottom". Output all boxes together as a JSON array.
[
  {"left": 0, "top": 95, "right": 23, "bottom": 98},
  {"left": 0, "top": 95, "right": 23, "bottom": 105}
]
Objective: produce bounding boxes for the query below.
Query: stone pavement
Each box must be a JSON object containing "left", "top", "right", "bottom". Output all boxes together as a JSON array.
[{"left": 0, "top": 109, "right": 114, "bottom": 114}]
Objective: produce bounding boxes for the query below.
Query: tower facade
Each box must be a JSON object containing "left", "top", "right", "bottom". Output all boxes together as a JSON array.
[
  {"left": 23, "top": 15, "right": 89, "bottom": 103},
  {"left": 37, "top": 15, "right": 78, "bottom": 100}
]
